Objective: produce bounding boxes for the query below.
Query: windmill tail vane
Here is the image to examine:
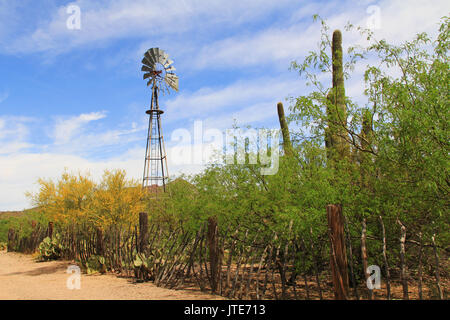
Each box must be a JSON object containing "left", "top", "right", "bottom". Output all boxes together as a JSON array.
[{"left": 141, "top": 48, "right": 178, "bottom": 194}]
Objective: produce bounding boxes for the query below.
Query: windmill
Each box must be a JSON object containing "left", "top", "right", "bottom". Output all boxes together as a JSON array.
[{"left": 141, "top": 48, "right": 178, "bottom": 193}]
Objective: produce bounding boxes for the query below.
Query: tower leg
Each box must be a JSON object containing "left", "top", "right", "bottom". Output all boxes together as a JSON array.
[{"left": 143, "top": 108, "right": 169, "bottom": 195}]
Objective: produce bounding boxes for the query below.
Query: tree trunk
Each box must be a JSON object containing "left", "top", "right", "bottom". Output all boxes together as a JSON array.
[
  {"left": 139, "top": 212, "right": 148, "bottom": 254},
  {"left": 7, "top": 228, "right": 15, "bottom": 252},
  {"left": 417, "top": 232, "right": 423, "bottom": 300},
  {"left": 327, "top": 204, "right": 349, "bottom": 300},
  {"left": 207, "top": 216, "right": 220, "bottom": 294},
  {"left": 48, "top": 222, "right": 54, "bottom": 239},
  {"left": 431, "top": 234, "right": 444, "bottom": 300},
  {"left": 361, "top": 218, "right": 372, "bottom": 300},
  {"left": 397, "top": 220, "right": 409, "bottom": 300},
  {"left": 345, "top": 216, "right": 359, "bottom": 300},
  {"left": 379, "top": 216, "right": 391, "bottom": 299}
]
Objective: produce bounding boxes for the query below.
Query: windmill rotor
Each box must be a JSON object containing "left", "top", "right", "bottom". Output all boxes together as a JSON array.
[{"left": 141, "top": 48, "right": 179, "bottom": 94}]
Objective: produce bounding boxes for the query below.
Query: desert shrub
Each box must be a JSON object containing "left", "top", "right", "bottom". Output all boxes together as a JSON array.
[{"left": 27, "top": 169, "right": 144, "bottom": 232}]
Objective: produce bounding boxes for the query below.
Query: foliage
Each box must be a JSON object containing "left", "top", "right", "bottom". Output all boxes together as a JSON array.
[
  {"left": 18, "top": 15, "right": 449, "bottom": 284},
  {"left": 27, "top": 169, "right": 144, "bottom": 232},
  {"left": 144, "top": 15, "right": 450, "bottom": 273},
  {"left": 288, "top": 15, "right": 449, "bottom": 246},
  {"left": 0, "top": 210, "right": 49, "bottom": 243},
  {"left": 91, "top": 170, "right": 145, "bottom": 229},
  {"left": 26, "top": 171, "right": 95, "bottom": 225},
  {"left": 133, "top": 250, "right": 154, "bottom": 268},
  {"left": 84, "top": 255, "right": 106, "bottom": 274},
  {"left": 38, "top": 234, "right": 63, "bottom": 261}
]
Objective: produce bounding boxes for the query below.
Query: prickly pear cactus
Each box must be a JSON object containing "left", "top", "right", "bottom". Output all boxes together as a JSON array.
[{"left": 38, "top": 234, "right": 62, "bottom": 261}]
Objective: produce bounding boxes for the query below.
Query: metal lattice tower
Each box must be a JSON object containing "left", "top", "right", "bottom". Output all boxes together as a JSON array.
[{"left": 141, "top": 48, "right": 179, "bottom": 194}]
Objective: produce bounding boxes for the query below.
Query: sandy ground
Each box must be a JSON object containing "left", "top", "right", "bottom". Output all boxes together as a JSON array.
[{"left": 0, "top": 250, "right": 222, "bottom": 300}]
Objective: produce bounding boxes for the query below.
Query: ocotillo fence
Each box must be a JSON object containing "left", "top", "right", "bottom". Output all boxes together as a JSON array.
[{"left": 6, "top": 210, "right": 448, "bottom": 300}]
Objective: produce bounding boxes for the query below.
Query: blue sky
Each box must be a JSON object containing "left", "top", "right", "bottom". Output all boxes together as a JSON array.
[{"left": 0, "top": 0, "right": 448, "bottom": 210}]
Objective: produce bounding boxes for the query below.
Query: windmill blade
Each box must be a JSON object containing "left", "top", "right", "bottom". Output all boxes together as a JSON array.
[
  {"left": 155, "top": 48, "right": 163, "bottom": 62},
  {"left": 143, "top": 51, "right": 156, "bottom": 66},
  {"left": 165, "top": 73, "right": 179, "bottom": 91},
  {"left": 148, "top": 48, "right": 159, "bottom": 65},
  {"left": 163, "top": 59, "right": 174, "bottom": 68},
  {"left": 142, "top": 56, "right": 150, "bottom": 66},
  {"left": 151, "top": 48, "right": 161, "bottom": 63},
  {"left": 165, "top": 65, "right": 176, "bottom": 73},
  {"left": 142, "top": 48, "right": 179, "bottom": 93},
  {"left": 157, "top": 48, "right": 169, "bottom": 65},
  {"left": 165, "top": 73, "right": 178, "bottom": 80},
  {"left": 160, "top": 51, "right": 169, "bottom": 65},
  {"left": 150, "top": 47, "right": 159, "bottom": 57},
  {"left": 141, "top": 65, "right": 155, "bottom": 72}
]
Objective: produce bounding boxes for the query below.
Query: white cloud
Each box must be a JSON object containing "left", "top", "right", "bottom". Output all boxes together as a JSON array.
[
  {"left": 3, "top": 0, "right": 301, "bottom": 55},
  {"left": 0, "top": 116, "right": 35, "bottom": 155},
  {"left": 0, "top": 111, "right": 209, "bottom": 210},
  {"left": 2, "top": 0, "right": 447, "bottom": 75},
  {"left": 188, "top": 0, "right": 449, "bottom": 71},
  {"left": 367, "top": 0, "right": 449, "bottom": 43},
  {"left": 53, "top": 111, "right": 107, "bottom": 145},
  {"left": 191, "top": 23, "right": 318, "bottom": 70},
  {"left": 0, "top": 150, "right": 142, "bottom": 210},
  {"left": 164, "top": 75, "right": 302, "bottom": 126},
  {"left": 0, "top": 143, "right": 209, "bottom": 210}
]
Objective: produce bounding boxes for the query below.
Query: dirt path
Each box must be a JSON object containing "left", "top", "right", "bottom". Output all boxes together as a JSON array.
[{"left": 0, "top": 250, "right": 221, "bottom": 300}]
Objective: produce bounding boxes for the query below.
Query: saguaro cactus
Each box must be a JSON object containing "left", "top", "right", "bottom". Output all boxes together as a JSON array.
[
  {"left": 326, "top": 30, "right": 349, "bottom": 162},
  {"left": 277, "top": 102, "right": 293, "bottom": 156}
]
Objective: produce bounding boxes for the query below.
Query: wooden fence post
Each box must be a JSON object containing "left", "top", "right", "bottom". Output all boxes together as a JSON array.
[
  {"left": 135, "top": 212, "right": 149, "bottom": 282},
  {"left": 309, "top": 227, "right": 323, "bottom": 300},
  {"left": 361, "top": 218, "right": 373, "bottom": 300},
  {"left": 48, "top": 222, "right": 54, "bottom": 239},
  {"left": 139, "top": 212, "right": 148, "bottom": 253},
  {"left": 379, "top": 216, "right": 391, "bottom": 300},
  {"left": 96, "top": 228, "right": 104, "bottom": 256},
  {"left": 431, "top": 234, "right": 444, "bottom": 300},
  {"left": 71, "top": 225, "right": 77, "bottom": 261},
  {"left": 418, "top": 232, "right": 423, "bottom": 300},
  {"left": 207, "top": 216, "right": 220, "bottom": 294},
  {"left": 326, "top": 204, "right": 349, "bottom": 300},
  {"left": 29, "top": 220, "right": 38, "bottom": 254},
  {"left": 7, "top": 228, "right": 15, "bottom": 252},
  {"left": 397, "top": 220, "right": 409, "bottom": 300},
  {"left": 344, "top": 216, "right": 359, "bottom": 300}
]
